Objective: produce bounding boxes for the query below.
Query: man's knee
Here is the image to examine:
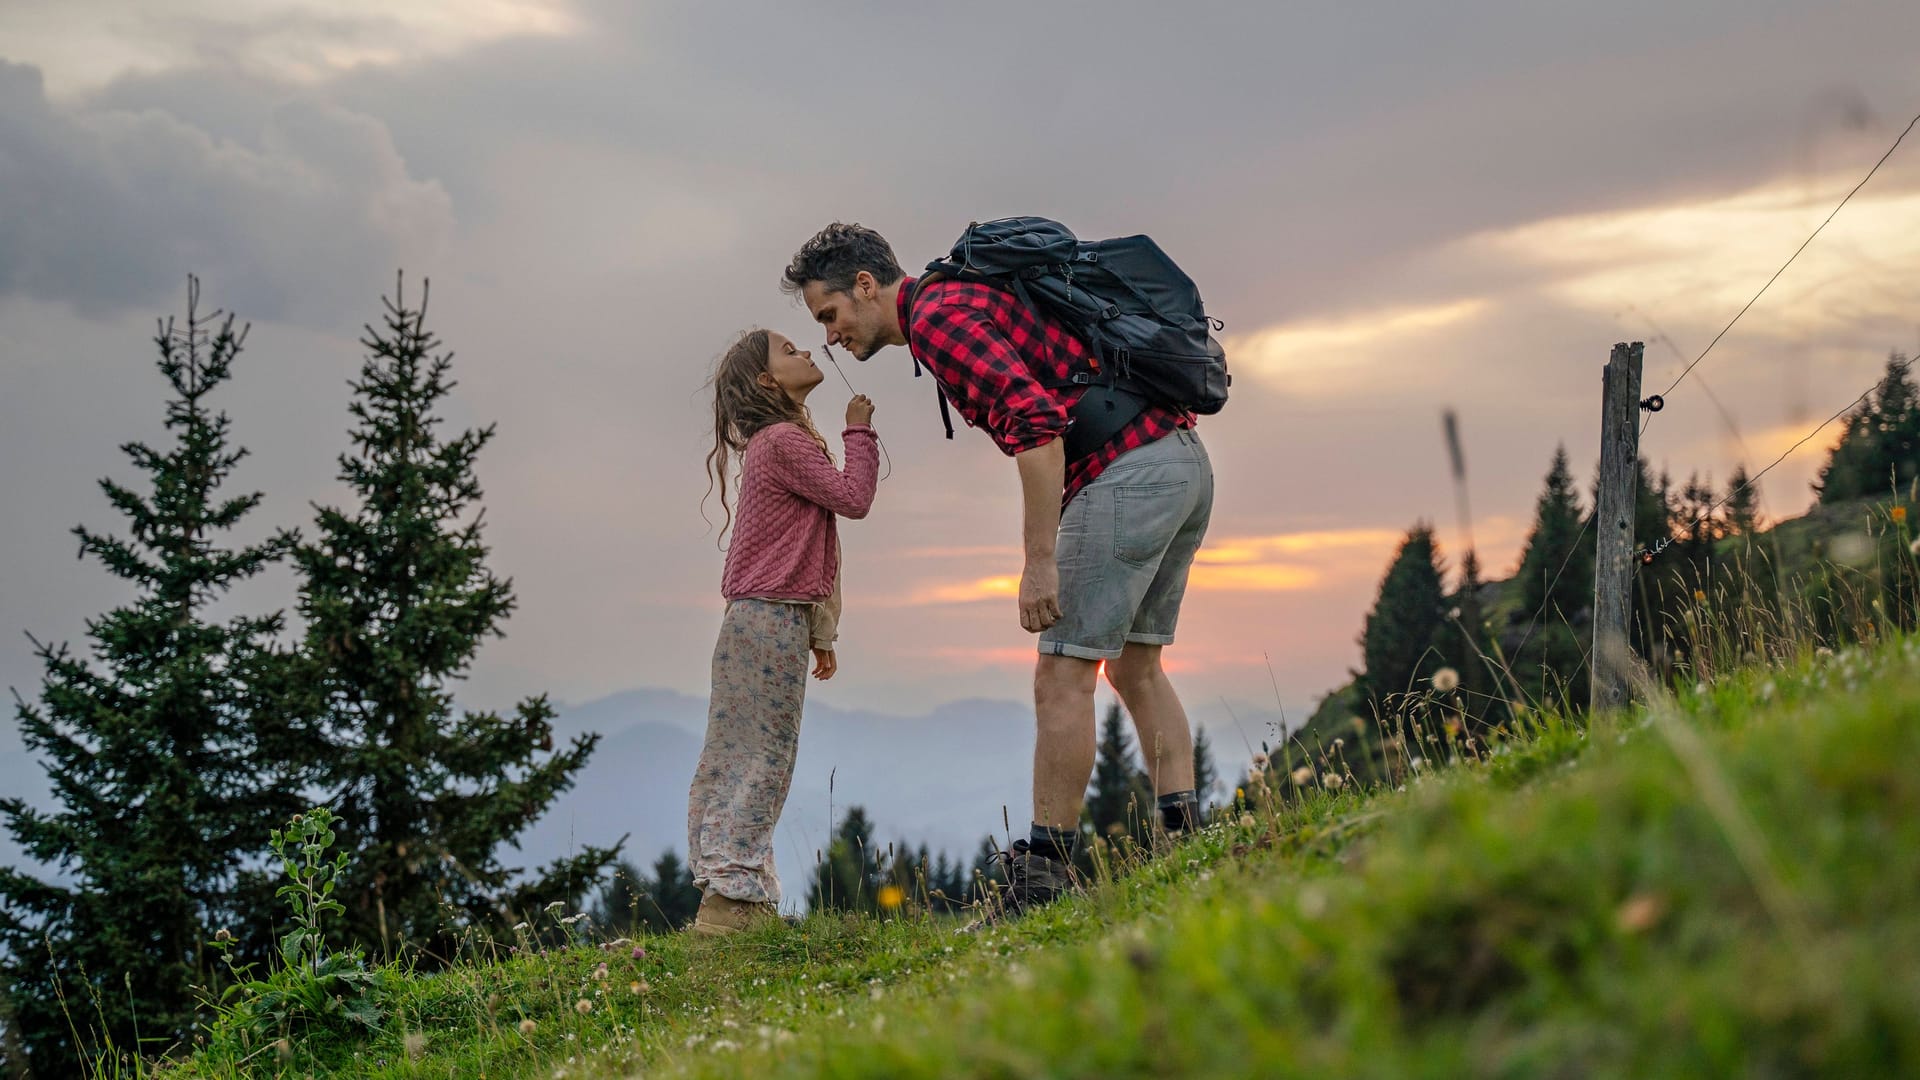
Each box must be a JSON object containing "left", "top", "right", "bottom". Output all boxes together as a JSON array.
[
  {"left": 1034, "top": 655, "right": 1098, "bottom": 713},
  {"left": 1106, "top": 643, "right": 1165, "bottom": 694}
]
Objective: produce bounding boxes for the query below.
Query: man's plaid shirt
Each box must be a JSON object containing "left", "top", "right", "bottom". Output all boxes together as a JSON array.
[{"left": 896, "top": 276, "right": 1189, "bottom": 505}]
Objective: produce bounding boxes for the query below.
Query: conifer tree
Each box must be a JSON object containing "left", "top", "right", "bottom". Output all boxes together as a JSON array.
[
  {"left": 1507, "top": 446, "right": 1593, "bottom": 712},
  {"left": 0, "top": 283, "right": 301, "bottom": 1074},
  {"left": 1514, "top": 445, "right": 1592, "bottom": 622},
  {"left": 1816, "top": 354, "right": 1920, "bottom": 503},
  {"left": 591, "top": 858, "right": 649, "bottom": 934},
  {"left": 1085, "top": 704, "right": 1155, "bottom": 848},
  {"left": 292, "top": 277, "right": 612, "bottom": 961},
  {"left": 1191, "top": 725, "right": 1219, "bottom": 811},
  {"left": 643, "top": 849, "right": 700, "bottom": 931},
  {"left": 1725, "top": 465, "right": 1759, "bottom": 537},
  {"left": 808, "top": 807, "right": 880, "bottom": 913},
  {"left": 1358, "top": 524, "right": 1447, "bottom": 718}
]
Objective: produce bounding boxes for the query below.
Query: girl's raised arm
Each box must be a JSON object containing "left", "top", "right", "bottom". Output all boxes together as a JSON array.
[{"left": 767, "top": 424, "right": 879, "bottom": 519}]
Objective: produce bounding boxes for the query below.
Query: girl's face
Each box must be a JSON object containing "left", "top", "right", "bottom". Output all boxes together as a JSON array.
[{"left": 760, "top": 332, "right": 824, "bottom": 402}]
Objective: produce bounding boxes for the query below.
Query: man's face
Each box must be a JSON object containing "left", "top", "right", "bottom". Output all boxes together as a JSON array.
[{"left": 802, "top": 273, "right": 889, "bottom": 361}]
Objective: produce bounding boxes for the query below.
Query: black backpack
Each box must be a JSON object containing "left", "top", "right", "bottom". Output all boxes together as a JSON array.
[{"left": 912, "top": 217, "right": 1230, "bottom": 459}]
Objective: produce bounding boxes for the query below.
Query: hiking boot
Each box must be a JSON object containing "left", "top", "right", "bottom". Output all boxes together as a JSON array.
[
  {"left": 990, "top": 840, "right": 1076, "bottom": 917},
  {"left": 691, "top": 893, "right": 782, "bottom": 937}
]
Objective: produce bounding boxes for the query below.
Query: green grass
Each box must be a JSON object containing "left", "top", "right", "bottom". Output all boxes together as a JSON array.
[{"left": 160, "top": 636, "right": 1920, "bottom": 1079}]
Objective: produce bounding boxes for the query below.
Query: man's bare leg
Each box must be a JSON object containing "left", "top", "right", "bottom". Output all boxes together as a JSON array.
[
  {"left": 1032, "top": 653, "right": 1100, "bottom": 830},
  {"left": 1106, "top": 642, "right": 1197, "bottom": 827}
]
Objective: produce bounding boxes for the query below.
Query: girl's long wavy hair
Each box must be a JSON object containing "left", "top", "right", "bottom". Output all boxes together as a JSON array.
[{"left": 703, "top": 329, "right": 832, "bottom": 544}]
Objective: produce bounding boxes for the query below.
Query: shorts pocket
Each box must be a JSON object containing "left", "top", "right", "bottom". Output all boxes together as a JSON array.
[{"left": 1113, "top": 481, "right": 1189, "bottom": 567}]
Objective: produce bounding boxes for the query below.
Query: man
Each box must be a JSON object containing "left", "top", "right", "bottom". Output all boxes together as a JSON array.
[{"left": 782, "top": 222, "right": 1215, "bottom": 914}]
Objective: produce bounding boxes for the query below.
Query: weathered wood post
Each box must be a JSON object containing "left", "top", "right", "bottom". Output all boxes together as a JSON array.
[{"left": 1591, "top": 341, "right": 1644, "bottom": 713}]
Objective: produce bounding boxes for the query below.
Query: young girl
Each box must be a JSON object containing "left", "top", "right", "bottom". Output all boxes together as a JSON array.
[{"left": 687, "top": 328, "right": 878, "bottom": 935}]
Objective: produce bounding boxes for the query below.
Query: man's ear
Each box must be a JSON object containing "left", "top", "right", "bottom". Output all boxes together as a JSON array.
[{"left": 854, "top": 270, "right": 876, "bottom": 299}]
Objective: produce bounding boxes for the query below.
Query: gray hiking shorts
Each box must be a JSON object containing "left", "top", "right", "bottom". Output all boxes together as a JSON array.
[{"left": 1040, "top": 428, "right": 1214, "bottom": 661}]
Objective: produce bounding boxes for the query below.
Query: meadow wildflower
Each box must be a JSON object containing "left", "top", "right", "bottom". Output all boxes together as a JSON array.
[
  {"left": 877, "top": 884, "right": 905, "bottom": 910},
  {"left": 1323, "top": 773, "right": 1345, "bottom": 790},
  {"left": 575, "top": 999, "right": 594, "bottom": 1015},
  {"left": 1290, "top": 765, "right": 1314, "bottom": 785},
  {"left": 1238, "top": 813, "right": 1256, "bottom": 828},
  {"left": 519, "top": 1019, "right": 537, "bottom": 1036},
  {"left": 1431, "top": 667, "right": 1460, "bottom": 693},
  {"left": 1893, "top": 505, "right": 1908, "bottom": 524},
  {"left": 1615, "top": 892, "right": 1667, "bottom": 933}
]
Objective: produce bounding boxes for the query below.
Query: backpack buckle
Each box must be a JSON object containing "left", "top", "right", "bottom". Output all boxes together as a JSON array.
[{"left": 1100, "top": 304, "right": 1121, "bottom": 320}]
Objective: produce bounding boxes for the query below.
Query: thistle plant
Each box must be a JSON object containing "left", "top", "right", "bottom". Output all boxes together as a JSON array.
[{"left": 208, "top": 808, "right": 389, "bottom": 1049}]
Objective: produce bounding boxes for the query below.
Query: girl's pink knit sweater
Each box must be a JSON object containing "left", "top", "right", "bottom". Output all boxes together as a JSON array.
[{"left": 721, "top": 422, "right": 879, "bottom": 601}]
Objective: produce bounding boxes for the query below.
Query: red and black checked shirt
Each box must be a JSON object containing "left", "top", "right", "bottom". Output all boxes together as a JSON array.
[{"left": 897, "top": 276, "right": 1190, "bottom": 505}]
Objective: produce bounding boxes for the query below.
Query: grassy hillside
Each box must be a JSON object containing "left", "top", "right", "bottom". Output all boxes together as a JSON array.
[{"left": 133, "top": 629, "right": 1920, "bottom": 1079}]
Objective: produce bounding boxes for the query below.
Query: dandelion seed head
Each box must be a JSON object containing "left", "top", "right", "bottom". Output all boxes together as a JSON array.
[
  {"left": 1323, "top": 773, "right": 1345, "bottom": 789},
  {"left": 575, "top": 998, "right": 593, "bottom": 1015},
  {"left": 1290, "top": 765, "right": 1314, "bottom": 785},
  {"left": 519, "top": 1019, "right": 537, "bottom": 1036},
  {"left": 1431, "top": 667, "right": 1460, "bottom": 693}
]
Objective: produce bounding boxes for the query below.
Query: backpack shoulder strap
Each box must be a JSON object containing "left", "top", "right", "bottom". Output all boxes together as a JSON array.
[{"left": 905, "top": 270, "right": 957, "bottom": 441}]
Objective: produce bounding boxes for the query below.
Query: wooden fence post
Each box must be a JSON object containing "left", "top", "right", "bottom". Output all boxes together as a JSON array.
[{"left": 1592, "top": 341, "right": 1644, "bottom": 713}]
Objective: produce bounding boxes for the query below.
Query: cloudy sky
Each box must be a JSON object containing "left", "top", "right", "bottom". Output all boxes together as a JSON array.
[{"left": 5, "top": 1, "right": 1920, "bottom": 749}]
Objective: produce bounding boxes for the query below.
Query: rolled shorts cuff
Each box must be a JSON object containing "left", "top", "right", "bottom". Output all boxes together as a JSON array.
[
  {"left": 1124, "top": 632, "right": 1176, "bottom": 646},
  {"left": 1037, "top": 637, "right": 1122, "bottom": 661}
]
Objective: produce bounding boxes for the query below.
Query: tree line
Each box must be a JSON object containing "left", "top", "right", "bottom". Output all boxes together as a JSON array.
[{"left": 1280, "top": 351, "right": 1920, "bottom": 791}]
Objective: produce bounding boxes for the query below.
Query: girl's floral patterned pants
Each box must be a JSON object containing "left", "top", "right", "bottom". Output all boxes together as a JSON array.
[{"left": 686, "top": 598, "right": 809, "bottom": 905}]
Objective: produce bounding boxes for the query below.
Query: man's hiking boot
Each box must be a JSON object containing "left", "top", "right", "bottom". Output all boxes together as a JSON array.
[
  {"left": 991, "top": 839, "right": 1076, "bottom": 917},
  {"left": 691, "top": 892, "right": 782, "bottom": 937}
]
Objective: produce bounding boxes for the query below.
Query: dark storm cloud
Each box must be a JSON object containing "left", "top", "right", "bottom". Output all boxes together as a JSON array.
[{"left": 0, "top": 58, "right": 451, "bottom": 324}]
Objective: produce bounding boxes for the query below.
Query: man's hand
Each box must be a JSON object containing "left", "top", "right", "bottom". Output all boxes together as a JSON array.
[
  {"left": 845, "top": 394, "right": 875, "bottom": 427},
  {"left": 1019, "top": 556, "right": 1061, "bottom": 633},
  {"left": 1013, "top": 439, "right": 1067, "bottom": 635},
  {"left": 811, "top": 647, "right": 837, "bottom": 680}
]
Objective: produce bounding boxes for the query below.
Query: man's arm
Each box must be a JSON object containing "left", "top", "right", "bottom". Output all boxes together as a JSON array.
[{"left": 1015, "top": 438, "right": 1066, "bottom": 633}]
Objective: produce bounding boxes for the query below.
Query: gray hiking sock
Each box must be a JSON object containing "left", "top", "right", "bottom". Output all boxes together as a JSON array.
[{"left": 1028, "top": 823, "right": 1077, "bottom": 863}]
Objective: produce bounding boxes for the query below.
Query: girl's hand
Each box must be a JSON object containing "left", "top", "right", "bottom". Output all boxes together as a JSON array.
[
  {"left": 846, "top": 394, "right": 875, "bottom": 427},
  {"left": 811, "top": 648, "right": 838, "bottom": 680}
]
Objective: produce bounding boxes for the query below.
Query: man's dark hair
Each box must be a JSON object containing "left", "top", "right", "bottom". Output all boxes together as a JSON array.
[{"left": 781, "top": 223, "right": 904, "bottom": 296}]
